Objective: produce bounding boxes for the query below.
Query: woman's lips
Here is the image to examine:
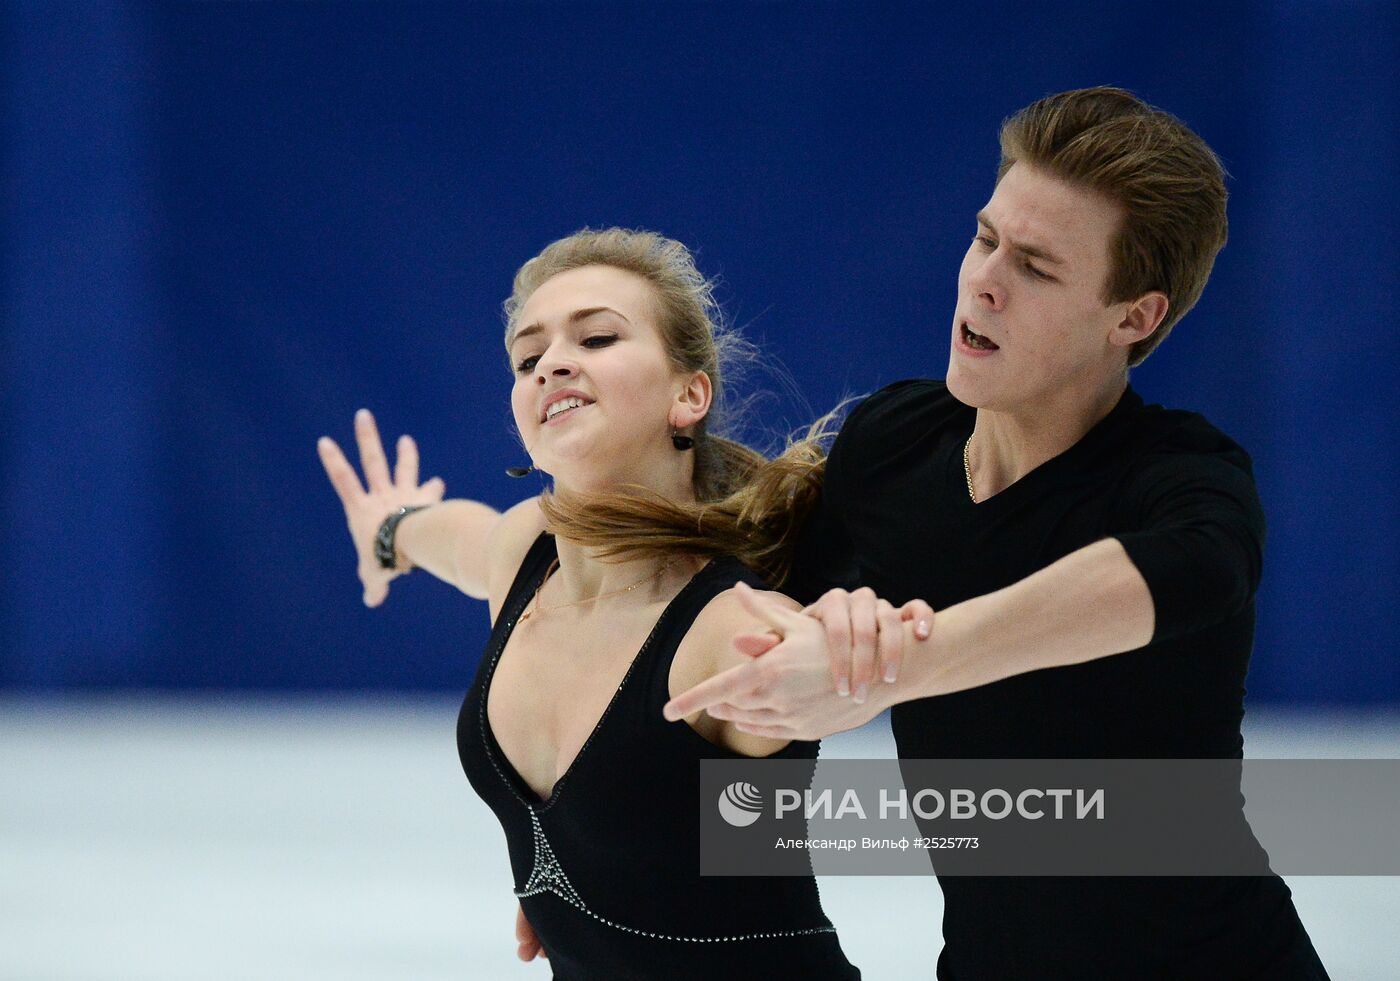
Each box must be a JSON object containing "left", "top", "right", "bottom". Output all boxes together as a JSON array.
[
  {"left": 543, "top": 402, "right": 590, "bottom": 426},
  {"left": 539, "top": 390, "right": 594, "bottom": 423}
]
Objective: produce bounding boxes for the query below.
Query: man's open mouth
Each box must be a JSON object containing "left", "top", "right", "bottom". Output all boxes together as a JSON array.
[{"left": 962, "top": 322, "right": 999, "bottom": 351}]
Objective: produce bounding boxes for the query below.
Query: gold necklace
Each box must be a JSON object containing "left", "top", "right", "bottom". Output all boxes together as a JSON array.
[
  {"left": 518, "top": 559, "right": 671, "bottom": 623},
  {"left": 962, "top": 434, "right": 978, "bottom": 503}
]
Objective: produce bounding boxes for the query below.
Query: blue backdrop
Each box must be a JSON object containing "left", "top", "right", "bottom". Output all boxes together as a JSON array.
[{"left": 3, "top": 2, "right": 1397, "bottom": 704}]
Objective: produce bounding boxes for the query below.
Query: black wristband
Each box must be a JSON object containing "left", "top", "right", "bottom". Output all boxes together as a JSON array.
[{"left": 375, "top": 505, "right": 430, "bottom": 570}]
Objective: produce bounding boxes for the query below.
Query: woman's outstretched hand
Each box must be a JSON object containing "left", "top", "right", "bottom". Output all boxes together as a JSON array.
[{"left": 317, "top": 408, "right": 445, "bottom": 607}]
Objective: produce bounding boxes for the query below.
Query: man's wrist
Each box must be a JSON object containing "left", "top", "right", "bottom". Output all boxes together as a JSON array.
[{"left": 897, "top": 603, "right": 967, "bottom": 702}]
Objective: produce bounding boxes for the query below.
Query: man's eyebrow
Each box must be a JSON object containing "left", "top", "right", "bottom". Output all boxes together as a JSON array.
[
  {"left": 510, "top": 307, "right": 631, "bottom": 345},
  {"left": 975, "top": 211, "right": 1066, "bottom": 266}
]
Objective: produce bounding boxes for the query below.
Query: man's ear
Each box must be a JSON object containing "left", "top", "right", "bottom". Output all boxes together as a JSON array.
[{"left": 1111, "top": 291, "right": 1169, "bottom": 350}]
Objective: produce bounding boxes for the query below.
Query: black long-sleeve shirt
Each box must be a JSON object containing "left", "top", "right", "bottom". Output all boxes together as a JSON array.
[{"left": 789, "top": 379, "right": 1328, "bottom": 980}]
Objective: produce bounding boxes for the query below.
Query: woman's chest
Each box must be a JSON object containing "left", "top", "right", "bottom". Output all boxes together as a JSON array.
[{"left": 485, "top": 609, "right": 665, "bottom": 800}]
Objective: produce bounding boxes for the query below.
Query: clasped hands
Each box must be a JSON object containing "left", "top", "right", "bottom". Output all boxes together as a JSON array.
[{"left": 663, "top": 586, "right": 934, "bottom": 741}]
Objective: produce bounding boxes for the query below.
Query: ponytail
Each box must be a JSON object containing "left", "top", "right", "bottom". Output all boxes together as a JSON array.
[{"left": 537, "top": 410, "right": 841, "bottom": 587}]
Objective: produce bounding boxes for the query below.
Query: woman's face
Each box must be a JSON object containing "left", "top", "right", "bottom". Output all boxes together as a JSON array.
[{"left": 507, "top": 264, "right": 708, "bottom": 494}]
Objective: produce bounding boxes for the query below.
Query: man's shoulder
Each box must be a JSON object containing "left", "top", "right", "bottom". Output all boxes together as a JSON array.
[
  {"left": 827, "top": 378, "right": 965, "bottom": 480},
  {"left": 848, "top": 377, "right": 961, "bottom": 426},
  {"left": 834, "top": 378, "right": 967, "bottom": 464},
  {"left": 1131, "top": 397, "right": 1255, "bottom": 475},
  {"left": 1118, "top": 397, "right": 1260, "bottom": 513}
]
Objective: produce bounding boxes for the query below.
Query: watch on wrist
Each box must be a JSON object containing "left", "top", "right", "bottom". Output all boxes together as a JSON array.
[{"left": 375, "top": 505, "right": 429, "bottom": 571}]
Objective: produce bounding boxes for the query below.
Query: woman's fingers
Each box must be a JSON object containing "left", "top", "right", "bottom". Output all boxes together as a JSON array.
[
  {"left": 845, "top": 587, "right": 880, "bottom": 702},
  {"left": 322, "top": 414, "right": 442, "bottom": 612},
  {"left": 807, "top": 589, "right": 927, "bottom": 697},
  {"left": 811, "top": 590, "right": 854, "bottom": 697},
  {"left": 361, "top": 575, "right": 391, "bottom": 609},
  {"left": 899, "top": 598, "right": 935, "bottom": 641},
  {"left": 354, "top": 408, "right": 393, "bottom": 493},
  {"left": 316, "top": 437, "right": 365, "bottom": 504},
  {"left": 394, "top": 434, "right": 420, "bottom": 489},
  {"left": 875, "top": 599, "right": 903, "bottom": 684}
]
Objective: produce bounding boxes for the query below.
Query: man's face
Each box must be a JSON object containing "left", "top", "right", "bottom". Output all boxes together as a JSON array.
[{"left": 946, "top": 162, "right": 1131, "bottom": 412}]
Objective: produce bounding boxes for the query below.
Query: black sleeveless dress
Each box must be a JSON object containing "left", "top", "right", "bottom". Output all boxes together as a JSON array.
[{"left": 457, "top": 534, "right": 860, "bottom": 980}]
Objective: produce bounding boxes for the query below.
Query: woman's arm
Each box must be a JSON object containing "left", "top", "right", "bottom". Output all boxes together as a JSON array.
[
  {"left": 392, "top": 500, "right": 505, "bottom": 600},
  {"left": 669, "top": 586, "right": 801, "bottom": 758},
  {"left": 317, "top": 407, "right": 539, "bottom": 608}
]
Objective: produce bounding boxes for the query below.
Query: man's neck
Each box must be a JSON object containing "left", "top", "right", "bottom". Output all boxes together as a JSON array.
[{"left": 968, "top": 374, "right": 1128, "bottom": 500}]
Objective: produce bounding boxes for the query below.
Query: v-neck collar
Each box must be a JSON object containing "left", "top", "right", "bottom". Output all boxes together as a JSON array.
[
  {"left": 480, "top": 535, "right": 717, "bottom": 812},
  {"left": 955, "top": 386, "right": 1143, "bottom": 512}
]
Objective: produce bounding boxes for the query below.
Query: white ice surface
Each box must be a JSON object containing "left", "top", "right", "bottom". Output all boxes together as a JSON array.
[{"left": 1, "top": 696, "right": 1395, "bottom": 980}]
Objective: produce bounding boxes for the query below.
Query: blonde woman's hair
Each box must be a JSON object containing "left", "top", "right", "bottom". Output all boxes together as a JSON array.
[{"left": 503, "top": 227, "right": 833, "bottom": 586}]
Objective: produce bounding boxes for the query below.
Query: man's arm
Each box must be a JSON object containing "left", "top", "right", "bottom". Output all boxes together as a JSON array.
[
  {"left": 669, "top": 444, "right": 1263, "bottom": 739},
  {"left": 666, "top": 537, "right": 1153, "bottom": 740},
  {"left": 899, "top": 537, "right": 1152, "bottom": 699},
  {"left": 833, "top": 446, "right": 1264, "bottom": 699}
]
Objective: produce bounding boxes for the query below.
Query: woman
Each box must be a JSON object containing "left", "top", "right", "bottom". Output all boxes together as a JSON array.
[{"left": 317, "top": 229, "right": 866, "bottom": 979}]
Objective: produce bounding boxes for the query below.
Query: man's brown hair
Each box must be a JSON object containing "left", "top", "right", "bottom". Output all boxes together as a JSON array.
[{"left": 998, "top": 86, "right": 1228, "bottom": 366}]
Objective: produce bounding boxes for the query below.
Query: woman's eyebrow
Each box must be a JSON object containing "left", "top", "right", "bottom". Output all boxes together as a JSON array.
[{"left": 513, "top": 306, "right": 631, "bottom": 345}]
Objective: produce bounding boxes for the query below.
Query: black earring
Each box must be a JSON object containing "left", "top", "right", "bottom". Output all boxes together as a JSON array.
[
  {"left": 671, "top": 430, "right": 694, "bottom": 451},
  {"left": 505, "top": 465, "right": 535, "bottom": 477}
]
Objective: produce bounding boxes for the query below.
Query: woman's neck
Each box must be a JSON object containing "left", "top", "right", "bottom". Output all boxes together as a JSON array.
[
  {"left": 548, "top": 537, "right": 694, "bottom": 606},
  {"left": 544, "top": 468, "right": 702, "bottom": 605}
]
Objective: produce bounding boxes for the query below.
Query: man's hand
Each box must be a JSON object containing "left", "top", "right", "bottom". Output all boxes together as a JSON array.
[
  {"left": 663, "top": 583, "right": 903, "bottom": 740},
  {"left": 733, "top": 588, "right": 934, "bottom": 702},
  {"left": 515, "top": 902, "right": 547, "bottom": 962},
  {"left": 807, "top": 587, "right": 934, "bottom": 700}
]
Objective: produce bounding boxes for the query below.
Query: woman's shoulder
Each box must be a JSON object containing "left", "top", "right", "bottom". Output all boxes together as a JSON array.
[
  {"left": 689, "top": 575, "right": 802, "bottom": 634},
  {"left": 680, "top": 557, "right": 788, "bottom": 645},
  {"left": 485, "top": 497, "right": 549, "bottom": 619}
]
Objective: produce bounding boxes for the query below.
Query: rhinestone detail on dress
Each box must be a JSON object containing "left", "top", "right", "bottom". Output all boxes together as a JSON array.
[
  {"left": 482, "top": 560, "right": 838, "bottom": 947},
  {"left": 513, "top": 809, "right": 836, "bottom": 944}
]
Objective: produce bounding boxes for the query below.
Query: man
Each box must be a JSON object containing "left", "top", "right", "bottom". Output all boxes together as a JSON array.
[{"left": 665, "top": 87, "right": 1330, "bottom": 979}]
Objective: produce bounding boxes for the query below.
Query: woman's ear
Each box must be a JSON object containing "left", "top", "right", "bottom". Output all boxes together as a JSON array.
[{"left": 671, "top": 371, "right": 713, "bottom": 429}]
